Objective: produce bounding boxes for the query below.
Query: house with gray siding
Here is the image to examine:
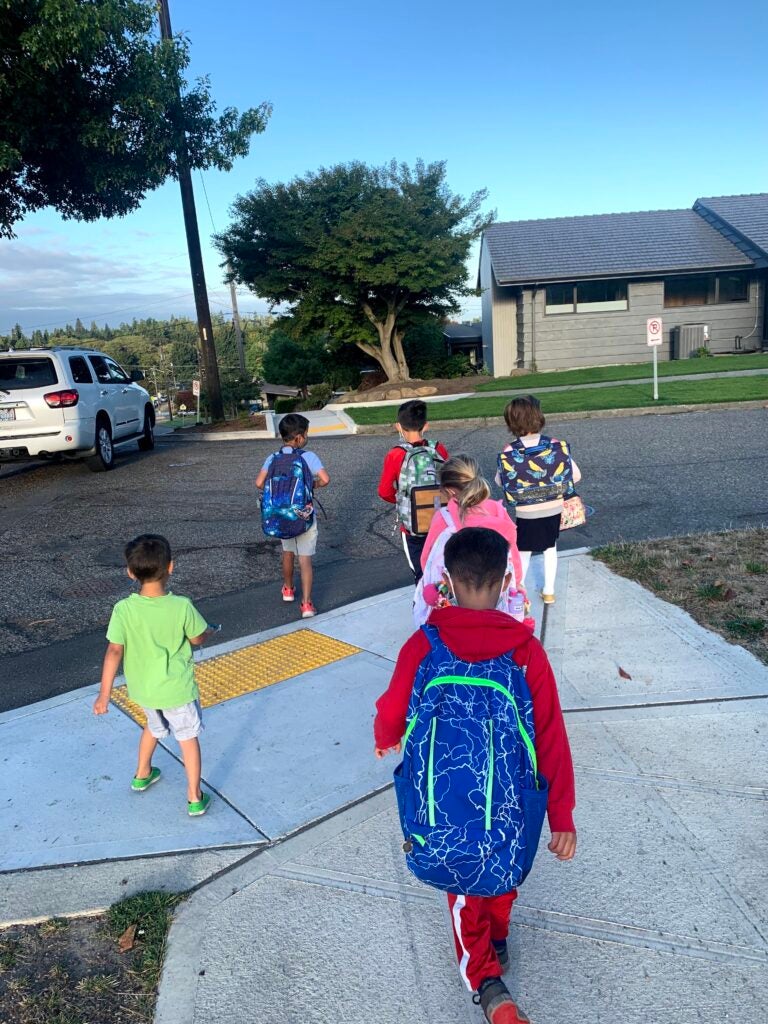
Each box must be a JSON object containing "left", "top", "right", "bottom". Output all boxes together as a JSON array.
[{"left": 479, "top": 193, "right": 768, "bottom": 374}]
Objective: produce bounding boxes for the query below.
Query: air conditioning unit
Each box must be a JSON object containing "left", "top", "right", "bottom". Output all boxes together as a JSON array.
[{"left": 670, "top": 324, "right": 710, "bottom": 359}]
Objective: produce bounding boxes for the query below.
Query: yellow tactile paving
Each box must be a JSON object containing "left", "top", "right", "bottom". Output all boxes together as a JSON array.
[{"left": 111, "top": 629, "right": 361, "bottom": 727}]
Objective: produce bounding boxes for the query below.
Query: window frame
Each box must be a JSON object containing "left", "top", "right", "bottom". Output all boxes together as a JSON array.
[
  {"left": 545, "top": 279, "right": 629, "bottom": 316},
  {"left": 69, "top": 355, "right": 94, "bottom": 385},
  {"left": 663, "top": 272, "right": 751, "bottom": 308}
]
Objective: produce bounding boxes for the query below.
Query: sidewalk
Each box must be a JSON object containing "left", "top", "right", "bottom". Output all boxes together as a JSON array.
[{"left": 2, "top": 554, "right": 768, "bottom": 1022}]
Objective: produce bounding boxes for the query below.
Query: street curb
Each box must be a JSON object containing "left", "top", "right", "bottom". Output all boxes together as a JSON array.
[{"left": 350, "top": 399, "right": 768, "bottom": 435}]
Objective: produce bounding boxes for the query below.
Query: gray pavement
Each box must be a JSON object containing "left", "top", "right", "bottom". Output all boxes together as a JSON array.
[
  {"left": 3, "top": 406, "right": 768, "bottom": 711},
  {"left": 2, "top": 551, "right": 767, "bottom": 1022},
  {"left": 149, "top": 553, "right": 768, "bottom": 1024}
]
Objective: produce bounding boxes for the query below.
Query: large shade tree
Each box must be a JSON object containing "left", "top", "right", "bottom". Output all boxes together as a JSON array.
[
  {"left": 0, "top": 0, "right": 271, "bottom": 235},
  {"left": 217, "top": 160, "right": 491, "bottom": 383}
]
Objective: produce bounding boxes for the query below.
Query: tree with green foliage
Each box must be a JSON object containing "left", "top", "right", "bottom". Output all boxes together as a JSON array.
[
  {"left": 262, "top": 330, "right": 327, "bottom": 392},
  {"left": 217, "top": 160, "right": 491, "bottom": 383},
  {"left": 0, "top": 0, "right": 271, "bottom": 235}
]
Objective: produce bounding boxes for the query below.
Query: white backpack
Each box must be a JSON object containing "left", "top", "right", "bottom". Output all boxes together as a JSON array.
[{"left": 413, "top": 507, "right": 526, "bottom": 627}]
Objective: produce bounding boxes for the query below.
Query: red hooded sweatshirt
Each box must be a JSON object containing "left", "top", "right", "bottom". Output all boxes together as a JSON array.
[{"left": 374, "top": 606, "right": 576, "bottom": 833}]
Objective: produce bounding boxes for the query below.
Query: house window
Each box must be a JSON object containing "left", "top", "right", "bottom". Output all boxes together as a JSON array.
[
  {"left": 545, "top": 280, "right": 628, "bottom": 314},
  {"left": 576, "top": 280, "right": 628, "bottom": 312},
  {"left": 717, "top": 274, "right": 750, "bottom": 303},
  {"left": 664, "top": 273, "right": 750, "bottom": 307}
]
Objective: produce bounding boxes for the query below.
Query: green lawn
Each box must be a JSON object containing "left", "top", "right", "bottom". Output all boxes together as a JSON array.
[
  {"left": 347, "top": 375, "right": 768, "bottom": 425},
  {"left": 474, "top": 352, "right": 768, "bottom": 392}
]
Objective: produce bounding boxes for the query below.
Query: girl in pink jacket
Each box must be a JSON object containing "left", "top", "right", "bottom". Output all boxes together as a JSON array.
[{"left": 420, "top": 454, "right": 524, "bottom": 594}]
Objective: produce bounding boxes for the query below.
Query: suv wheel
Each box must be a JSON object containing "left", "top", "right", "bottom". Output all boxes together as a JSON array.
[
  {"left": 137, "top": 409, "right": 155, "bottom": 451},
  {"left": 87, "top": 419, "right": 115, "bottom": 472}
]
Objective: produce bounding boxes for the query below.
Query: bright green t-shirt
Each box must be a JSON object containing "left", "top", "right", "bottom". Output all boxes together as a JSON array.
[{"left": 106, "top": 593, "right": 208, "bottom": 710}]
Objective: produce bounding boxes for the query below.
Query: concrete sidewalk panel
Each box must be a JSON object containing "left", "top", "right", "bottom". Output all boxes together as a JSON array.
[
  {"left": 189, "top": 873, "right": 468, "bottom": 1024},
  {"left": 505, "top": 924, "right": 768, "bottom": 1024},
  {"left": 520, "top": 770, "right": 764, "bottom": 949},
  {"left": 313, "top": 588, "right": 414, "bottom": 662},
  {"left": 193, "top": 651, "right": 393, "bottom": 838},
  {"left": 0, "top": 847, "right": 260, "bottom": 925},
  {"left": 1, "top": 698, "right": 260, "bottom": 871}
]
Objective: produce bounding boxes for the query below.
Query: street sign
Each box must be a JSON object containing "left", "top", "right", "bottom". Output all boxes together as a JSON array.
[
  {"left": 192, "top": 379, "right": 201, "bottom": 397},
  {"left": 179, "top": 403, "right": 187, "bottom": 413},
  {"left": 646, "top": 317, "right": 663, "bottom": 346},
  {"left": 646, "top": 318, "right": 662, "bottom": 401}
]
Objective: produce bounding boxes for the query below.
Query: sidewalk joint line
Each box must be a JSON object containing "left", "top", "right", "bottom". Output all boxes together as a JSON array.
[{"left": 563, "top": 692, "right": 768, "bottom": 714}]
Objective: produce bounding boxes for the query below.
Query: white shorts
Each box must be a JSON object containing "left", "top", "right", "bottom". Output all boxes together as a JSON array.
[
  {"left": 144, "top": 700, "right": 203, "bottom": 741},
  {"left": 280, "top": 523, "right": 318, "bottom": 556}
]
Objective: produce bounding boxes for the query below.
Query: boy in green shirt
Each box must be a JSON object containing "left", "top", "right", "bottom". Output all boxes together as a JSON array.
[{"left": 93, "top": 534, "right": 215, "bottom": 816}]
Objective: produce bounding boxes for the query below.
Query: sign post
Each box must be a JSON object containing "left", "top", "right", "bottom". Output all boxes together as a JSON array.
[
  {"left": 192, "top": 379, "right": 201, "bottom": 423},
  {"left": 646, "top": 317, "right": 663, "bottom": 400}
]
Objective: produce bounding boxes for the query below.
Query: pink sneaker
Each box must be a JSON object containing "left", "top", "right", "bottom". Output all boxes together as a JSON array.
[
  {"left": 281, "top": 585, "right": 295, "bottom": 602},
  {"left": 300, "top": 601, "right": 317, "bottom": 618}
]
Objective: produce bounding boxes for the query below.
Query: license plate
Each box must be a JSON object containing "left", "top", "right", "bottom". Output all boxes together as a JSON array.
[{"left": 0, "top": 408, "right": 15, "bottom": 422}]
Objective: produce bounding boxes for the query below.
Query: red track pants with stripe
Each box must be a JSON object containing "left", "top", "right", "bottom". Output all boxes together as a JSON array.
[{"left": 447, "top": 889, "right": 518, "bottom": 991}]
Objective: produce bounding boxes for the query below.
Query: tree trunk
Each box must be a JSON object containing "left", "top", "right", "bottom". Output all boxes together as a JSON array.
[
  {"left": 359, "top": 302, "right": 412, "bottom": 382},
  {"left": 392, "top": 329, "right": 409, "bottom": 379}
]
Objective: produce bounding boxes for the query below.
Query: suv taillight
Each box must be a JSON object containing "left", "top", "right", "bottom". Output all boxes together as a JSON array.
[{"left": 44, "top": 389, "right": 79, "bottom": 408}]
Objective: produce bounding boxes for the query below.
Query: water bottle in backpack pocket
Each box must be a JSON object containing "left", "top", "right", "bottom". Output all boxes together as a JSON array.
[
  {"left": 261, "top": 450, "right": 315, "bottom": 540},
  {"left": 393, "top": 625, "right": 548, "bottom": 897}
]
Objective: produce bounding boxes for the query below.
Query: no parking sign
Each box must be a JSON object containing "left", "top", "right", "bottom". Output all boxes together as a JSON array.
[{"left": 646, "top": 317, "right": 662, "bottom": 399}]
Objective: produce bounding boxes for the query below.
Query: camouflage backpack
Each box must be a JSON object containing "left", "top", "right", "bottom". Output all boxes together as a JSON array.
[{"left": 395, "top": 442, "right": 446, "bottom": 536}]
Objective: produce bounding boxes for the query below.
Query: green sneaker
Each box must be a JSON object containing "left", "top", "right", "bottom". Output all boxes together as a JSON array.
[
  {"left": 131, "top": 767, "right": 161, "bottom": 792},
  {"left": 188, "top": 793, "right": 211, "bottom": 817}
]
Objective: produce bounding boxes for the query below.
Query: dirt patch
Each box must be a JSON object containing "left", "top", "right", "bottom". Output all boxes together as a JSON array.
[
  {"left": 0, "top": 893, "right": 180, "bottom": 1024},
  {"left": 182, "top": 414, "right": 267, "bottom": 432},
  {"left": 594, "top": 528, "right": 768, "bottom": 664}
]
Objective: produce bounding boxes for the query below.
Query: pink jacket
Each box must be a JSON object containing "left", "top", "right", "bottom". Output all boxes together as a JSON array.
[{"left": 420, "top": 498, "right": 524, "bottom": 590}]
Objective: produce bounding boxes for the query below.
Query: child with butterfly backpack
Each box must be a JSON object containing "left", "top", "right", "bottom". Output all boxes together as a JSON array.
[
  {"left": 377, "top": 400, "right": 449, "bottom": 582},
  {"left": 413, "top": 454, "right": 528, "bottom": 627},
  {"left": 255, "top": 414, "right": 330, "bottom": 618},
  {"left": 374, "top": 529, "right": 576, "bottom": 1024},
  {"left": 496, "top": 396, "right": 582, "bottom": 606}
]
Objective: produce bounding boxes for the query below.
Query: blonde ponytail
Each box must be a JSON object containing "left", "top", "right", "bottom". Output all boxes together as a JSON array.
[{"left": 439, "top": 454, "right": 491, "bottom": 521}]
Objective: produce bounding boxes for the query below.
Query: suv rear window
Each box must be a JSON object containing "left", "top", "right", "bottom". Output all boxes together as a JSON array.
[{"left": 0, "top": 357, "right": 58, "bottom": 390}]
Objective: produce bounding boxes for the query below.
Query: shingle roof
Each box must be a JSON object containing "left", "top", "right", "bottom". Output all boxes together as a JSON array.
[
  {"left": 694, "top": 194, "right": 768, "bottom": 262},
  {"left": 484, "top": 208, "right": 753, "bottom": 286},
  {"left": 443, "top": 323, "right": 482, "bottom": 340}
]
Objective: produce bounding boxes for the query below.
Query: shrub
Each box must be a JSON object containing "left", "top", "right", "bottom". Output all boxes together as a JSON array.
[
  {"left": 274, "top": 397, "right": 299, "bottom": 414},
  {"left": 298, "top": 383, "right": 333, "bottom": 410}
]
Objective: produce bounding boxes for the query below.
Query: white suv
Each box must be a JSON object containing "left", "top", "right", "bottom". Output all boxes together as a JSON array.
[{"left": 0, "top": 347, "right": 155, "bottom": 472}]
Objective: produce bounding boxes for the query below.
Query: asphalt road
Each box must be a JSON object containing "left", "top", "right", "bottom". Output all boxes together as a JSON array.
[{"left": 1, "top": 405, "right": 767, "bottom": 711}]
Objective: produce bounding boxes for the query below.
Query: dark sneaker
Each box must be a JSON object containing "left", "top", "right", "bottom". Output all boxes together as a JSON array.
[
  {"left": 492, "top": 938, "right": 510, "bottom": 969},
  {"left": 131, "top": 767, "right": 161, "bottom": 792},
  {"left": 474, "top": 978, "right": 530, "bottom": 1024}
]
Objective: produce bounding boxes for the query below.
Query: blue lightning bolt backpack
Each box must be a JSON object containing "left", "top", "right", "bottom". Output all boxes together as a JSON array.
[
  {"left": 260, "top": 449, "right": 315, "bottom": 540},
  {"left": 392, "top": 624, "right": 548, "bottom": 896}
]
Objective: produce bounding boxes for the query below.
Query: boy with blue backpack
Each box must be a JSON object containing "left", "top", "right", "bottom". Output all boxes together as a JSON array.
[
  {"left": 256, "top": 414, "right": 330, "bottom": 618},
  {"left": 374, "top": 528, "right": 575, "bottom": 1024}
]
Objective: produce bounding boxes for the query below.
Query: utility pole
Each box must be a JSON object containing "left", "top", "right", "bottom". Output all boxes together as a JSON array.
[
  {"left": 227, "top": 267, "right": 247, "bottom": 375},
  {"left": 157, "top": 0, "right": 224, "bottom": 420}
]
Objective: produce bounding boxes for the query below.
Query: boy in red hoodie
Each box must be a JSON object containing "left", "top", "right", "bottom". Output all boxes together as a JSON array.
[{"left": 374, "top": 528, "right": 576, "bottom": 1024}]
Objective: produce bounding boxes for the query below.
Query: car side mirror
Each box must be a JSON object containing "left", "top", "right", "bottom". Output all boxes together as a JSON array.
[{"left": 130, "top": 369, "right": 145, "bottom": 382}]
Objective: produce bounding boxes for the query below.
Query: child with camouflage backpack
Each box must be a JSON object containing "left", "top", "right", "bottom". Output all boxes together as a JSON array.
[{"left": 377, "top": 400, "right": 449, "bottom": 582}]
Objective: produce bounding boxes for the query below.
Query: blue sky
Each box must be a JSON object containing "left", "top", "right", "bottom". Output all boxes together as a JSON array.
[{"left": 2, "top": 0, "right": 767, "bottom": 334}]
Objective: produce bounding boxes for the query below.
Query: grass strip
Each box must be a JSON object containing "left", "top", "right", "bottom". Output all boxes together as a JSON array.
[
  {"left": 474, "top": 352, "right": 768, "bottom": 392},
  {"left": 346, "top": 375, "right": 768, "bottom": 425}
]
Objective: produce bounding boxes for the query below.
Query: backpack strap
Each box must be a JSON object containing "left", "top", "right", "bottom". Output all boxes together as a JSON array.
[{"left": 420, "top": 623, "right": 442, "bottom": 651}]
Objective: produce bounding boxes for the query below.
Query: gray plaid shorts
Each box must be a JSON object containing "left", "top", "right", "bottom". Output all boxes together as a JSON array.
[{"left": 144, "top": 700, "right": 203, "bottom": 741}]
